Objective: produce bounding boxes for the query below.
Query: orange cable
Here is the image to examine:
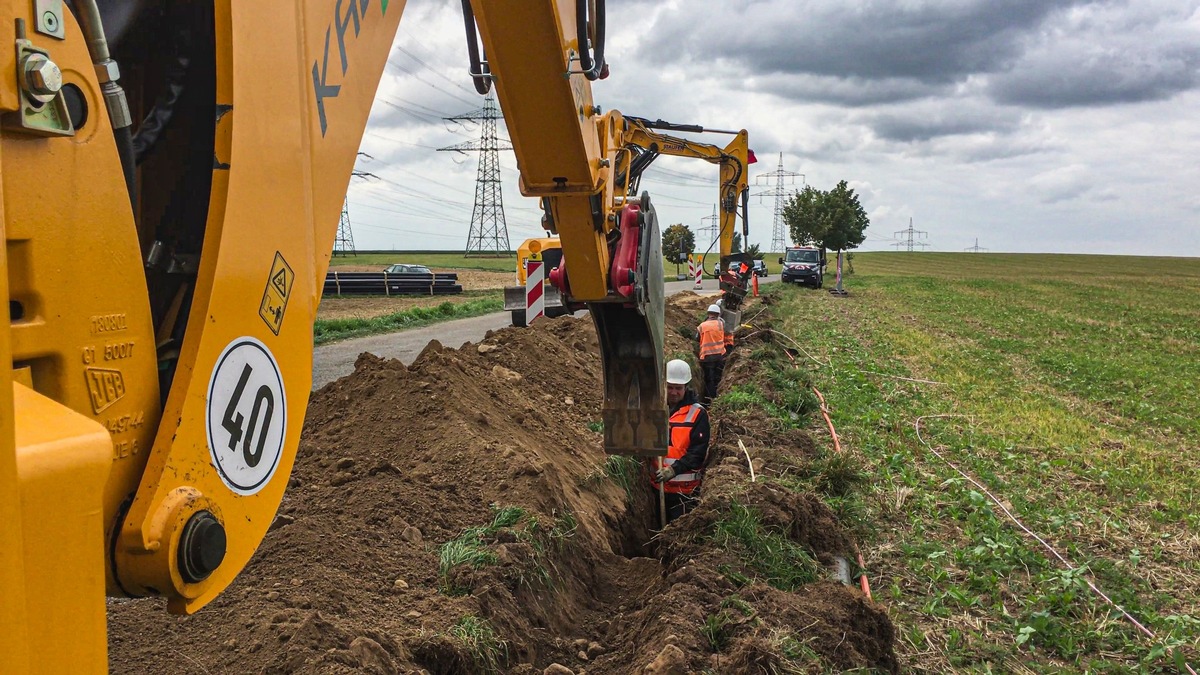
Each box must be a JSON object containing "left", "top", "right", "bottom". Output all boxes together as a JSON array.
[{"left": 775, "top": 345, "right": 873, "bottom": 600}]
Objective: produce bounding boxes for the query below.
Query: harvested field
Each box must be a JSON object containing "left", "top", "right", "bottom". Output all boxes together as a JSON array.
[
  {"left": 317, "top": 291, "right": 500, "bottom": 322},
  {"left": 108, "top": 293, "right": 893, "bottom": 673},
  {"left": 325, "top": 266, "right": 511, "bottom": 292}
]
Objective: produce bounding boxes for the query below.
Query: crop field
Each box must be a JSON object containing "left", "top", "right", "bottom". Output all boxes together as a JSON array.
[
  {"left": 329, "top": 250, "right": 779, "bottom": 281},
  {"left": 771, "top": 252, "right": 1200, "bottom": 672},
  {"left": 329, "top": 251, "right": 517, "bottom": 271}
]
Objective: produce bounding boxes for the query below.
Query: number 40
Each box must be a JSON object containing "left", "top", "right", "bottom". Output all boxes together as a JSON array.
[{"left": 222, "top": 364, "right": 275, "bottom": 467}]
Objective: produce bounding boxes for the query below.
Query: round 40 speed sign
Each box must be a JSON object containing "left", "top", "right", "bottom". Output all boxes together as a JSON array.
[{"left": 206, "top": 337, "right": 288, "bottom": 495}]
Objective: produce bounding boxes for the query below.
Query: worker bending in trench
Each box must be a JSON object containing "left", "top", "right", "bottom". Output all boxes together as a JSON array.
[
  {"left": 650, "top": 359, "right": 712, "bottom": 523},
  {"left": 697, "top": 304, "right": 732, "bottom": 404}
]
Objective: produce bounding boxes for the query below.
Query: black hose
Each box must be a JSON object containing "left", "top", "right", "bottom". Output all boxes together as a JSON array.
[
  {"left": 742, "top": 185, "right": 750, "bottom": 239},
  {"left": 114, "top": 124, "right": 137, "bottom": 214},
  {"left": 459, "top": 0, "right": 491, "bottom": 95},
  {"left": 576, "top": 0, "right": 606, "bottom": 80},
  {"left": 133, "top": 7, "right": 193, "bottom": 163}
]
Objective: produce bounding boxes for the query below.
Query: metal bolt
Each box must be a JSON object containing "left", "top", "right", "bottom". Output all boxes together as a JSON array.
[
  {"left": 598, "top": 158, "right": 610, "bottom": 168},
  {"left": 590, "top": 105, "right": 602, "bottom": 115},
  {"left": 22, "top": 54, "right": 61, "bottom": 102},
  {"left": 42, "top": 11, "right": 58, "bottom": 32},
  {"left": 178, "top": 511, "right": 226, "bottom": 584}
]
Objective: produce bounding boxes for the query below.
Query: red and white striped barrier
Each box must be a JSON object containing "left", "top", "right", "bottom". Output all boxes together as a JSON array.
[
  {"left": 526, "top": 259, "right": 545, "bottom": 323},
  {"left": 693, "top": 257, "right": 703, "bottom": 288}
]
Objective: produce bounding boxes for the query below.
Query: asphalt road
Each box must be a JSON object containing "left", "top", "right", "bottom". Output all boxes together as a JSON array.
[{"left": 311, "top": 274, "right": 779, "bottom": 389}]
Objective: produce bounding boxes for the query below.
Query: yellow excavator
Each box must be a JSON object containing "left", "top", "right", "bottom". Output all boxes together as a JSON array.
[
  {"left": 615, "top": 115, "right": 757, "bottom": 326},
  {"left": 0, "top": 1, "right": 679, "bottom": 670},
  {"left": 506, "top": 120, "right": 755, "bottom": 328}
]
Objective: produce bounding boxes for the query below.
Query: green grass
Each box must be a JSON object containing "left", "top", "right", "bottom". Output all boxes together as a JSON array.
[
  {"left": 579, "top": 454, "right": 642, "bottom": 502},
  {"left": 770, "top": 252, "right": 1200, "bottom": 672},
  {"left": 330, "top": 251, "right": 516, "bottom": 271},
  {"left": 438, "top": 505, "right": 529, "bottom": 594},
  {"left": 709, "top": 501, "right": 824, "bottom": 592},
  {"left": 332, "top": 250, "right": 715, "bottom": 280},
  {"left": 437, "top": 504, "right": 577, "bottom": 596},
  {"left": 449, "top": 616, "right": 508, "bottom": 673},
  {"left": 312, "top": 293, "right": 503, "bottom": 344}
]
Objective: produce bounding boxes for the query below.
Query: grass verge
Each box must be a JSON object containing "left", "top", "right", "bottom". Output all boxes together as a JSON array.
[
  {"left": 313, "top": 293, "right": 503, "bottom": 345},
  {"left": 709, "top": 501, "right": 824, "bottom": 592}
]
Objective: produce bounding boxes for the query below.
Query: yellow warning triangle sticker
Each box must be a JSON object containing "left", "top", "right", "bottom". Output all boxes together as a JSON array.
[{"left": 272, "top": 268, "right": 289, "bottom": 295}]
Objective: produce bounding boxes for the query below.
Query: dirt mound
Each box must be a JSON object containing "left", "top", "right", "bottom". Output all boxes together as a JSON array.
[{"left": 108, "top": 295, "right": 896, "bottom": 674}]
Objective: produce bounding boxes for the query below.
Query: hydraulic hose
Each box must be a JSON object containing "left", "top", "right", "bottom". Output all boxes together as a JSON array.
[
  {"left": 459, "top": 0, "right": 491, "bottom": 95},
  {"left": 70, "top": 0, "right": 137, "bottom": 211},
  {"left": 576, "top": 0, "right": 606, "bottom": 80}
]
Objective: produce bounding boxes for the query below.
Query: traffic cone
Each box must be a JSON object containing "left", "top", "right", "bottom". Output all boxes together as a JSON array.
[{"left": 752, "top": 272, "right": 759, "bottom": 297}]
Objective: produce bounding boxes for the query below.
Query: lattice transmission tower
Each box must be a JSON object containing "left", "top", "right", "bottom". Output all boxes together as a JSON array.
[
  {"left": 333, "top": 197, "right": 356, "bottom": 256},
  {"left": 965, "top": 238, "right": 989, "bottom": 253},
  {"left": 892, "top": 218, "right": 930, "bottom": 252},
  {"left": 752, "top": 153, "right": 805, "bottom": 253},
  {"left": 438, "top": 93, "right": 513, "bottom": 256},
  {"left": 699, "top": 205, "right": 720, "bottom": 256}
]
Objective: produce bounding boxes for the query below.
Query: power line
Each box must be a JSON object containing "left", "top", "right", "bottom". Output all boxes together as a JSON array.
[
  {"left": 437, "top": 93, "right": 514, "bottom": 256},
  {"left": 893, "top": 218, "right": 930, "bottom": 252},
  {"left": 334, "top": 198, "right": 356, "bottom": 256},
  {"left": 752, "top": 153, "right": 805, "bottom": 253},
  {"left": 699, "top": 204, "right": 719, "bottom": 253}
]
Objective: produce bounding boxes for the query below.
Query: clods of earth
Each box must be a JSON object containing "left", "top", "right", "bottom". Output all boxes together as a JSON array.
[{"left": 108, "top": 293, "right": 897, "bottom": 674}]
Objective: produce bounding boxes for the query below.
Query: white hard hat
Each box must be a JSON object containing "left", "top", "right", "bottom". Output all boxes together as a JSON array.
[
  {"left": 666, "top": 359, "right": 692, "bottom": 385},
  {"left": 707, "top": 304, "right": 721, "bottom": 315}
]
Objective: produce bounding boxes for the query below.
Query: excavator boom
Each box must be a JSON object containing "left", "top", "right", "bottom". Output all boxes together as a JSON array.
[{"left": 617, "top": 115, "right": 757, "bottom": 322}]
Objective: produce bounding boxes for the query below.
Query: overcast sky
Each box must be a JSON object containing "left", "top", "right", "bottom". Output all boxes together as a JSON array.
[{"left": 349, "top": 0, "right": 1200, "bottom": 256}]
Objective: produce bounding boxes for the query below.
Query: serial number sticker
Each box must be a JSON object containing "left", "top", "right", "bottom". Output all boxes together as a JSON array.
[{"left": 205, "top": 337, "right": 287, "bottom": 496}]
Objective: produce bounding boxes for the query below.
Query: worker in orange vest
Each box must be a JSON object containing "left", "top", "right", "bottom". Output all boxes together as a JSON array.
[
  {"left": 650, "top": 359, "right": 712, "bottom": 523},
  {"left": 697, "top": 304, "right": 729, "bottom": 404}
]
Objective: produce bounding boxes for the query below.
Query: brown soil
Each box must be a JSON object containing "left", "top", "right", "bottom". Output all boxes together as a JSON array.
[{"left": 108, "top": 293, "right": 895, "bottom": 674}]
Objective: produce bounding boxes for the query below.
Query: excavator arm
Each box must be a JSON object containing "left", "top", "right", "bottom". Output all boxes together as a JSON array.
[
  {"left": 619, "top": 116, "right": 753, "bottom": 267},
  {"left": 0, "top": 1, "right": 665, "bottom": 671},
  {"left": 618, "top": 115, "right": 757, "bottom": 319}
]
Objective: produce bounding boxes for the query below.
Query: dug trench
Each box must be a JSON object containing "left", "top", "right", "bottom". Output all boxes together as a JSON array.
[{"left": 108, "top": 292, "right": 897, "bottom": 674}]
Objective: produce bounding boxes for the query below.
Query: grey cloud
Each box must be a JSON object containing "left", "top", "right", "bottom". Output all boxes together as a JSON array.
[
  {"left": 988, "top": 2, "right": 1200, "bottom": 107},
  {"left": 639, "top": 0, "right": 1085, "bottom": 84},
  {"left": 989, "top": 44, "right": 1200, "bottom": 108},
  {"left": 751, "top": 73, "right": 948, "bottom": 107},
  {"left": 867, "top": 109, "right": 1021, "bottom": 143}
]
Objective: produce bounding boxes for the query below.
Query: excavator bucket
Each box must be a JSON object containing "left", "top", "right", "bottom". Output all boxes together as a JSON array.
[{"left": 591, "top": 198, "right": 668, "bottom": 456}]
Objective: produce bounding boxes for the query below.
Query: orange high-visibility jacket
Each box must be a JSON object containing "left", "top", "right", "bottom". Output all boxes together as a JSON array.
[
  {"left": 698, "top": 318, "right": 726, "bottom": 360},
  {"left": 650, "top": 403, "right": 707, "bottom": 494}
]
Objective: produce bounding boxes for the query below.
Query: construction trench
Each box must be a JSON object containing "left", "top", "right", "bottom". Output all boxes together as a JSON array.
[{"left": 107, "top": 293, "right": 898, "bottom": 674}]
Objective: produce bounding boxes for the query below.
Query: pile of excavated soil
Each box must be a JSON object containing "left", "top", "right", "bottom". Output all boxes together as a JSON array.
[{"left": 108, "top": 293, "right": 895, "bottom": 674}]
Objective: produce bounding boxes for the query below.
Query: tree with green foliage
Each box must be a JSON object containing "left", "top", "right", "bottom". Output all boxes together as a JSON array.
[
  {"left": 781, "top": 185, "right": 827, "bottom": 248},
  {"left": 662, "top": 223, "right": 695, "bottom": 267},
  {"left": 822, "top": 181, "right": 869, "bottom": 252},
  {"left": 744, "top": 243, "right": 762, "bottom": 259},
  {"left": 782, "top": 181, "right": 869, "bottom": 254},
  {"left": 731, "top": 231, "right": 742, "bottom": 254}
]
